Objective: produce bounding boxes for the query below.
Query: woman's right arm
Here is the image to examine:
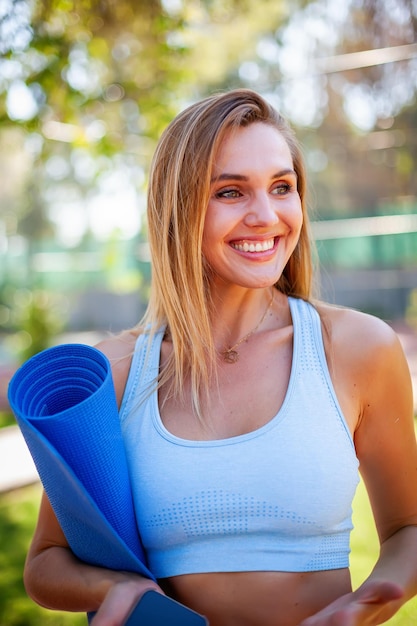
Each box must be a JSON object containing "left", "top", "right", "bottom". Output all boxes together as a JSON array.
[
  {"left": 24, "top": 490, "right": 161, "bottom": 619},
  {"left": 24, "top": 331, "right": 161, "bottom": 623}
]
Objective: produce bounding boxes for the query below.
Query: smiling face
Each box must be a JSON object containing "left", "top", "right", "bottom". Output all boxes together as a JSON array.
[{"left": 202, "top": 122, "right": 303, "bottom": 292}]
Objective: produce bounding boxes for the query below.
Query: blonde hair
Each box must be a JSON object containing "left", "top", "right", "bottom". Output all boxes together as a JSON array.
[{"left": 140, "top": 88, "right": 314, "bottom": 418}]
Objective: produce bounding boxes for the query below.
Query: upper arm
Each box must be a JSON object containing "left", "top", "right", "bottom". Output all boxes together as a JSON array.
[
  {"left": 26, "top": 490, "right": 69, "bottom": 563},
  {"left": 353, "top": 319, "right": 417, "bottom": 543}
]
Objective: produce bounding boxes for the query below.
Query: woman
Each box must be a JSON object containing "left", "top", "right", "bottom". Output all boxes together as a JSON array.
[{"left": 24, "top": 89, "right": 417, "bottom": 625}]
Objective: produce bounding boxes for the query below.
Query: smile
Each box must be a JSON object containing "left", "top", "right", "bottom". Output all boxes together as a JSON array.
[{"left": 230, "top": 238, "right": 275, "bottom": 253}]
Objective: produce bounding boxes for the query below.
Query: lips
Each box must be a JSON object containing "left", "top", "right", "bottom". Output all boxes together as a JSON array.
[{"left": 230, "top": 238, "right": 275, "bottom": 253}]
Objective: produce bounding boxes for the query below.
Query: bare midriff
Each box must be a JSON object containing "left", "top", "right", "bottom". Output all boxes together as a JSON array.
[{"left": 159, "top": 568, "right": 352, "bottom": 626}]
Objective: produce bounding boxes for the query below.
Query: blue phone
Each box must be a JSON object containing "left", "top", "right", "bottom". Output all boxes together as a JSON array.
[{"left": 123, "top": 590, "right": 209, "bottom": 625}]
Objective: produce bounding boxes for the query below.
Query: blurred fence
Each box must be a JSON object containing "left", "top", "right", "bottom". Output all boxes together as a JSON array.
[{"left": 1, "top": 213, "right": 417, "bottom": 331}]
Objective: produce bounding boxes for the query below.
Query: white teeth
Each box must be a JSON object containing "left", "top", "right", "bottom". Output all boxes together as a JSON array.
[{"left": 231, "top": 238, "right": 274, "bottom": 253}]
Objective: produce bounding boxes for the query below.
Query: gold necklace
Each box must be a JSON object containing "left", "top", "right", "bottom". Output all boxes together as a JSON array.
[{"left": 221, "top": 291, "right": 274, "bottom": 364}]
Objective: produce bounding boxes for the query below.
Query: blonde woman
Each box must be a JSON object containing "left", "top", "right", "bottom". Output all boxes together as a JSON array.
[{"left": 24, "top": 89, "right": 417, "bottom": 625}]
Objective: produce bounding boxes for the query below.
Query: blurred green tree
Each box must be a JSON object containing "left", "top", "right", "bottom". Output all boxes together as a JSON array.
[
  {"left": 1, "top": 0, "right": 416, "bottom": 333},
  {"left": 0, "top": 0, "right": 294, "bottom": 345},
  {"left": 226, "top": 0, "right": 417, "bottom": 218},
  {"left": 0, "top": 0, "right": 292, "bottom": 242}
]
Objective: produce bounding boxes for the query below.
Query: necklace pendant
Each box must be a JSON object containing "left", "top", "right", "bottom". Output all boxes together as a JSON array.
[{"left": 223, "top": 349, "right": 239, "bottom": 364}]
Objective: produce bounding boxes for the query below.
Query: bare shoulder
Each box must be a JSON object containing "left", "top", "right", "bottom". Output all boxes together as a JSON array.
[
  {"left": 315, "top": 301, "right": 402, "bottom": 363},
  {"left": 95, "top": 329, "right": 140, "bottom": 406},
  {"left": 96, "top": 329, "right": 139, "bottom": 361},
  {"left": 315, "top": 300, "right": 413, "bottom": 436},
  {"left": 314, "top": 301, "right": 412, "bottom": 424}
]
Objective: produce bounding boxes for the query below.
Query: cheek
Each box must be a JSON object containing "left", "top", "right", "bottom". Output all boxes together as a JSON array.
[
  {"left": 202, "top": 204, "right": 226, "bottom": 248},
  {"left": 201, "top": 233, "right": 222, "bottom": 268},
  {"left": 201, "top": 209, "right": 232, "bottom": 272},
  {"left": 288, "top": 199, "right": 303, "bottom": 234},
  {"left": 201, "top": 219, "right": 217, "bottom": 265}
]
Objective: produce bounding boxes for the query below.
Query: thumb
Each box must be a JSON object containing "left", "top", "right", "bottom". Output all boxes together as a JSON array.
[{"left": 358, "top": 581, "right": 404, "bottom": 605}]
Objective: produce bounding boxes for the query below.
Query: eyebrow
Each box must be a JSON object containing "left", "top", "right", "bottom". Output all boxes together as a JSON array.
[{"left": 210, "top": 169, "right": 297, "bottom": 183}]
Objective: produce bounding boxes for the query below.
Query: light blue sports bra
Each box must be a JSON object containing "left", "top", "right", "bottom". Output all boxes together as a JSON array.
[{"left": 120, "top": 297, "right": 359, "bottom": 578}]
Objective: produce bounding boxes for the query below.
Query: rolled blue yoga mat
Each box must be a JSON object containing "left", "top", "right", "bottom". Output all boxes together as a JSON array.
[{"left": 8, "top": 343, "right": 155, "bottom": 589}]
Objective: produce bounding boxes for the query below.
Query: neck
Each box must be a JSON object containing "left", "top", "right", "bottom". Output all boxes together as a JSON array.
[{"left": 209, "top": 287, "right": 277, "bottom": 353}]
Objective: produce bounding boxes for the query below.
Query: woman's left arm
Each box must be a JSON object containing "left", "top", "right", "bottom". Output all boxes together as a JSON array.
[
  {"left": 353, "top": 318, "right": 417, "bottom": 620},
  {"left": 302, "top": 313, "right": 417, "bottom": 625}
]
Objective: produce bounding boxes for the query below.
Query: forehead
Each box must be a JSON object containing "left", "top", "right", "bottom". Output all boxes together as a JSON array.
[{"left": 212, "top": 122, "right": 293, "bottom": 174}]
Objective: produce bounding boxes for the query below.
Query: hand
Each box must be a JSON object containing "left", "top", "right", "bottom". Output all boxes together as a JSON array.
[
  {"left": 299, "top": 580, "right": 404, "bottom": 626},
  {"left": 91, "top": 578, "right": 163, "bottom": 626}
]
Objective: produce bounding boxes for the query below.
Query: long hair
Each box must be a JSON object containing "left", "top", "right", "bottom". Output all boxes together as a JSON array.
[{"left": 140, "top": 88, "right": 315, "bottom": 419}]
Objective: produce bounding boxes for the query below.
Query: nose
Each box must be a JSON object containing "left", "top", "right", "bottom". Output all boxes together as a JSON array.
[{"left": 244, "top": 190, "right": 279, "bottom": 227}]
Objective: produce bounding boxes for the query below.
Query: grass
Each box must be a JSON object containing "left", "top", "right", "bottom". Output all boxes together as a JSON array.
[
  {"left": 350, "top": 478, "right": 417, "bottom": 624},
  {"left": 0, "top": 479, "right": 416, "bottom": 625},
  {"left": 0, "top": 410, "right": 15, "bottom": 429},
  {"left": 0, "top": 484, "right": 85, "bottom": 626}
]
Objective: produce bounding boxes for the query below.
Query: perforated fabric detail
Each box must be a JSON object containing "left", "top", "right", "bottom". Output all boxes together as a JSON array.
[{"left": 141, "top": 489, "right": 316, "bottom": 537}]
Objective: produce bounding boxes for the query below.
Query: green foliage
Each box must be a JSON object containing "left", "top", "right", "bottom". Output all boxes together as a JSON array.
[
  {"left": 15, "top": 290, "right": 64, "bottom": 361},
  {"left": 1, "top": 0, "right": 416, "bottom": 340},
  {"left": 2, "top": 0, "right": 193, "bottom": 153},
  {"left": 0, "top": 0, "right": 289, "bottom": 162},
  {"left": 0, "top": 411, "right": 15, "bottom": 428},
  {"left": 350, "top": 475, "right": 417, "bottom": 624},
  {"left": 0, "top": 0, "right": 290, "bottom": 346},
  {"left": 0, "top": 484, "right": 86, "bottom": 625},
  {"left": 0, "top": 287, "right": 64, "bottom": 363}
]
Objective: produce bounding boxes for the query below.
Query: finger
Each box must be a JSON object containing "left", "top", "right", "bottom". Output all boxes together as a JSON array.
[
  {"left": 358, "top": 581, "right": 404, "bottom": 605},
  {"left": 300, "top": 611, "right": 356, "bottom": 626},
  {"left": 91, "top": 581, "right": 160, "bottom": 626}
]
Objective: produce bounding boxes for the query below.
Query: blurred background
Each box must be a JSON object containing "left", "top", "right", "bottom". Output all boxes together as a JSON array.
[{"left": 0, "top": 0, "right": 416, "bottom": 624}]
